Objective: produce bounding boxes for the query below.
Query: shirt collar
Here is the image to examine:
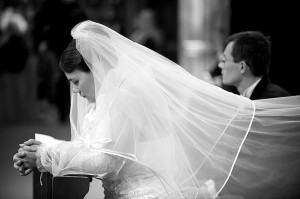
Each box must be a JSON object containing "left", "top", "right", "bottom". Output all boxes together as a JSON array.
[{"left": 241, "top": 77, "right": 262, "bottom": 98}]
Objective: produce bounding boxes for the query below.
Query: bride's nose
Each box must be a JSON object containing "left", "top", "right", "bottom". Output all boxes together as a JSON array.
[{"left": 73, "top": 87, "right": 80, "bottom": 94}]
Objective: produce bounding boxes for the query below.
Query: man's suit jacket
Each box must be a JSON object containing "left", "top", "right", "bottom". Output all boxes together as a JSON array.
[{"left": 250, "top": 75, "right": 290, "bottom": 100}]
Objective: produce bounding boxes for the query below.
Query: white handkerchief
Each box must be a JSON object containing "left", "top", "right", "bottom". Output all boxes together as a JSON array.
[{"left": 35, "top": 133, "right": 61, "bottom": 146}]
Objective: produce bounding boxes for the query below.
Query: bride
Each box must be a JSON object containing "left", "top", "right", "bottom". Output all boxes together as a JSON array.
[{"left": 13, "top": 20, "right": 300, "bottom": 198}]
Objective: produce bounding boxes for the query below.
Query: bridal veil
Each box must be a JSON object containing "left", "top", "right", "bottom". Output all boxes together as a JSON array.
[{"left": 45, "top": 20, "right": 300, "bottom": 198}]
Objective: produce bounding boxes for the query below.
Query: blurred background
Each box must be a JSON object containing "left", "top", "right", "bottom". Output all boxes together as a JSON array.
[{"left": 0, "top": 0, "right": 299, "bottom": 198}]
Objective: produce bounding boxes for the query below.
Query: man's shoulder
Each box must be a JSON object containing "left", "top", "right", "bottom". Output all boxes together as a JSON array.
[
  {"left": 261, "top": 82, "right": 291, "bottom": 99},
  {"left": 250, "top": 76, "right": 291, "bottom": 100}
]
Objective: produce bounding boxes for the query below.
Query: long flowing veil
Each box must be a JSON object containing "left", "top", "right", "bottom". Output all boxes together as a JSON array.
[{"left": 45, "top": 20, "right": 300, "bottom": 198}]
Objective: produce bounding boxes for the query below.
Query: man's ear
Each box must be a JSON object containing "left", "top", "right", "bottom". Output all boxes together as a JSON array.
[{"left": 239, "top": 61, "right": 247, "bottom": 74}]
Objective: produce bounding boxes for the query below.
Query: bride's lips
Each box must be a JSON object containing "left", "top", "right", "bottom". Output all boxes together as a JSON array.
[{"left": 79, "top": 93, "right": 86, "bottom": 98}]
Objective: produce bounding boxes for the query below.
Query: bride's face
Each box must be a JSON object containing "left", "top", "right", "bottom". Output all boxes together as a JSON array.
[{"left": 65, "top": 70, "right": 95, "bottom": 103}]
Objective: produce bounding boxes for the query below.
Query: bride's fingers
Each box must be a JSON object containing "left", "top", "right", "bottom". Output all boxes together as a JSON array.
[
  {"left": 22, "top": 168, "right": 33, "bottom": 176},
  {"left": 18, "top": 164, "right": 33, "bottom": 176},
  {"left": 18, "top": 167, "right": 24, "bottom": 173},
  {"left": 14, "top": 159, "right": 23, "bottom": 166},
  {"left": 14, "top": 160, "right": 23, "bottom": 169},
  {"left": 13, "top": 151, "right": 25, "bottom": 162},
  {"left": 24, "top": 139, "right": 42, "bottom": 146},
  {"left": 14, "top": 164, "right": 20, "bottom": 170},
  {"left": 22, "top": 145, "right": 37, "bottom": 152},
  {"left": 17, "top": 163, "right": 31, "bottom": 175},
  {"left": 19, "top": 169, "right": 28, "bottom": 176}
]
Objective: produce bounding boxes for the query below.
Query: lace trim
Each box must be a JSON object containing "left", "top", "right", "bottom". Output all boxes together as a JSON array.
[
  {"left": 102, "top": 180, "right": 160, "bottom": 199},
  {"left": 127, "top": 187, "right": 159, "bottom": 199}
]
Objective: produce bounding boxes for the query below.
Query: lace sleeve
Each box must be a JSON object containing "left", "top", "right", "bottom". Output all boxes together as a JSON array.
[{"left": 36, "top": 141, "right": 126, "bottom": 177}]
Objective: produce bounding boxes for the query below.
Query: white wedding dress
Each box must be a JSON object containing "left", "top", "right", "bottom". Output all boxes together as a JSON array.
[{"left": 36, "top": 21, "right": 300, "bottom": 199}]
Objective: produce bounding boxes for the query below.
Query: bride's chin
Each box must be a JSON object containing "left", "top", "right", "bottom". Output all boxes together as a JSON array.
[{"left": 87, "top": 98, "right": 96, "bottom": 103}]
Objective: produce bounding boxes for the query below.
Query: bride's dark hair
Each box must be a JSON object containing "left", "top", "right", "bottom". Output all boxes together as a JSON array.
[{"left": 59, "top": 39, "right": 90, "bottom": 73}]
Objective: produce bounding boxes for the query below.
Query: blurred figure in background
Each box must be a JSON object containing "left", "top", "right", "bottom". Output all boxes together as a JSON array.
[
  {"left": 0, "top": 6, "right": 28, "bottom": 75},
  {"left": 218, "top": 31, "right": 290, "bottom": 100},
  {"left": 31, "top": 0, "right": 86, "bottom": 122},
  {"left": 0, "top": 4, "right": 30, "bottom": 122},
  {"left": 130, "top": 8, "right": 164, "bottom": 53},
  {"left": 78, "top": 0, "right": 123, "bottom": 33}
]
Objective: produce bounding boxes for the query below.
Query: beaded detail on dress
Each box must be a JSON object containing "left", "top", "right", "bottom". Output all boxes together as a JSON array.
[
  {"left": 127, "top": 187, "right": 159, "bottom": 199},
  {"left": 102, "top": 179, "right": 126, "bottom": 199},
  {"left": 102, "top": 179, "right": 160, "bottom": 199}
]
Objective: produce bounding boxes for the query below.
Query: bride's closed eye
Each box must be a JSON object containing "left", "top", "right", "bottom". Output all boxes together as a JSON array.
[{"left": 73, "top": 80, "right": 79, "bottom": 86}]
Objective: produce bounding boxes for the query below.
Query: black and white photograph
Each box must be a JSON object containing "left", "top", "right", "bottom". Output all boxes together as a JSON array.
[{"left": 1, "top": 0, "right": 300, "bottom": 198}]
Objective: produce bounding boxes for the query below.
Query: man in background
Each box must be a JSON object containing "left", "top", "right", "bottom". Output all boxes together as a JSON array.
[
  {"left": 218, "top": 31, "right": 297, "bottom": 199},
  {"left": 218, "top": 31, "right": 290, "bottom": 100}
]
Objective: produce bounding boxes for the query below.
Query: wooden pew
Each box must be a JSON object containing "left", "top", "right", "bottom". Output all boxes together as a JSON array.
[{"left": 33, "top": 169, "right": 92, "bottom": 199}]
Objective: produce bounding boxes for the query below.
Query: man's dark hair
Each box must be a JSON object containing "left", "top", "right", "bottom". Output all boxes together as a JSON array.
[{"left": 225, "top": 31, "right": 271, "bottom": 77}]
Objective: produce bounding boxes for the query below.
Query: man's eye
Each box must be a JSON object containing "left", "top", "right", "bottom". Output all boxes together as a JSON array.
[{"left": 73, "top": 80, "right": 79, "bottom": 85}]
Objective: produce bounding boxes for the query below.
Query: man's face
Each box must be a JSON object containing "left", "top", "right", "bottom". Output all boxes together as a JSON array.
[{"left": 218, "top": 42, "right": 242, "bottom": 87}]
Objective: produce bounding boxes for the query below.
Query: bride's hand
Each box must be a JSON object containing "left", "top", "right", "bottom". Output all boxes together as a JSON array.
[
  {"left": 13, "top": 150, "right": 33, "bottom": 176},
  {"left": 13, "top": 150, "right": 25, "bottom": 170},
  {"left": 23, "top": 139, "right": 42, "bottom": 146},
  {"left": 14, "top": 150, "right": 38, "bottom": 176},
  {"left": 13, "top": 140, "right": 41, "bottom": 176},
  {"left": 22, "top": 150, "right": 38, "bottom": 174},
  {"left": 20, "top": 139, "right": 42, "bottom": 152}
]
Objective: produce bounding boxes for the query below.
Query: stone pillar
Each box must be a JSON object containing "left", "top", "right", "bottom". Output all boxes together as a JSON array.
[{"left": 178, "top": 0, "right": 231, "bottom": 82}]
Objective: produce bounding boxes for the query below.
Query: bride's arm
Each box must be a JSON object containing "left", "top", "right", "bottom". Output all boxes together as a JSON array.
[{"left": 36, "top": 141, "right": 126, "bottom": 177}]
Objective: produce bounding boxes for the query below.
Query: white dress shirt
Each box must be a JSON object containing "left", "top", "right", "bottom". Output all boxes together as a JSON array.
[{"left": 241, "top": 78, "right": 262, "bottom": 98}]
